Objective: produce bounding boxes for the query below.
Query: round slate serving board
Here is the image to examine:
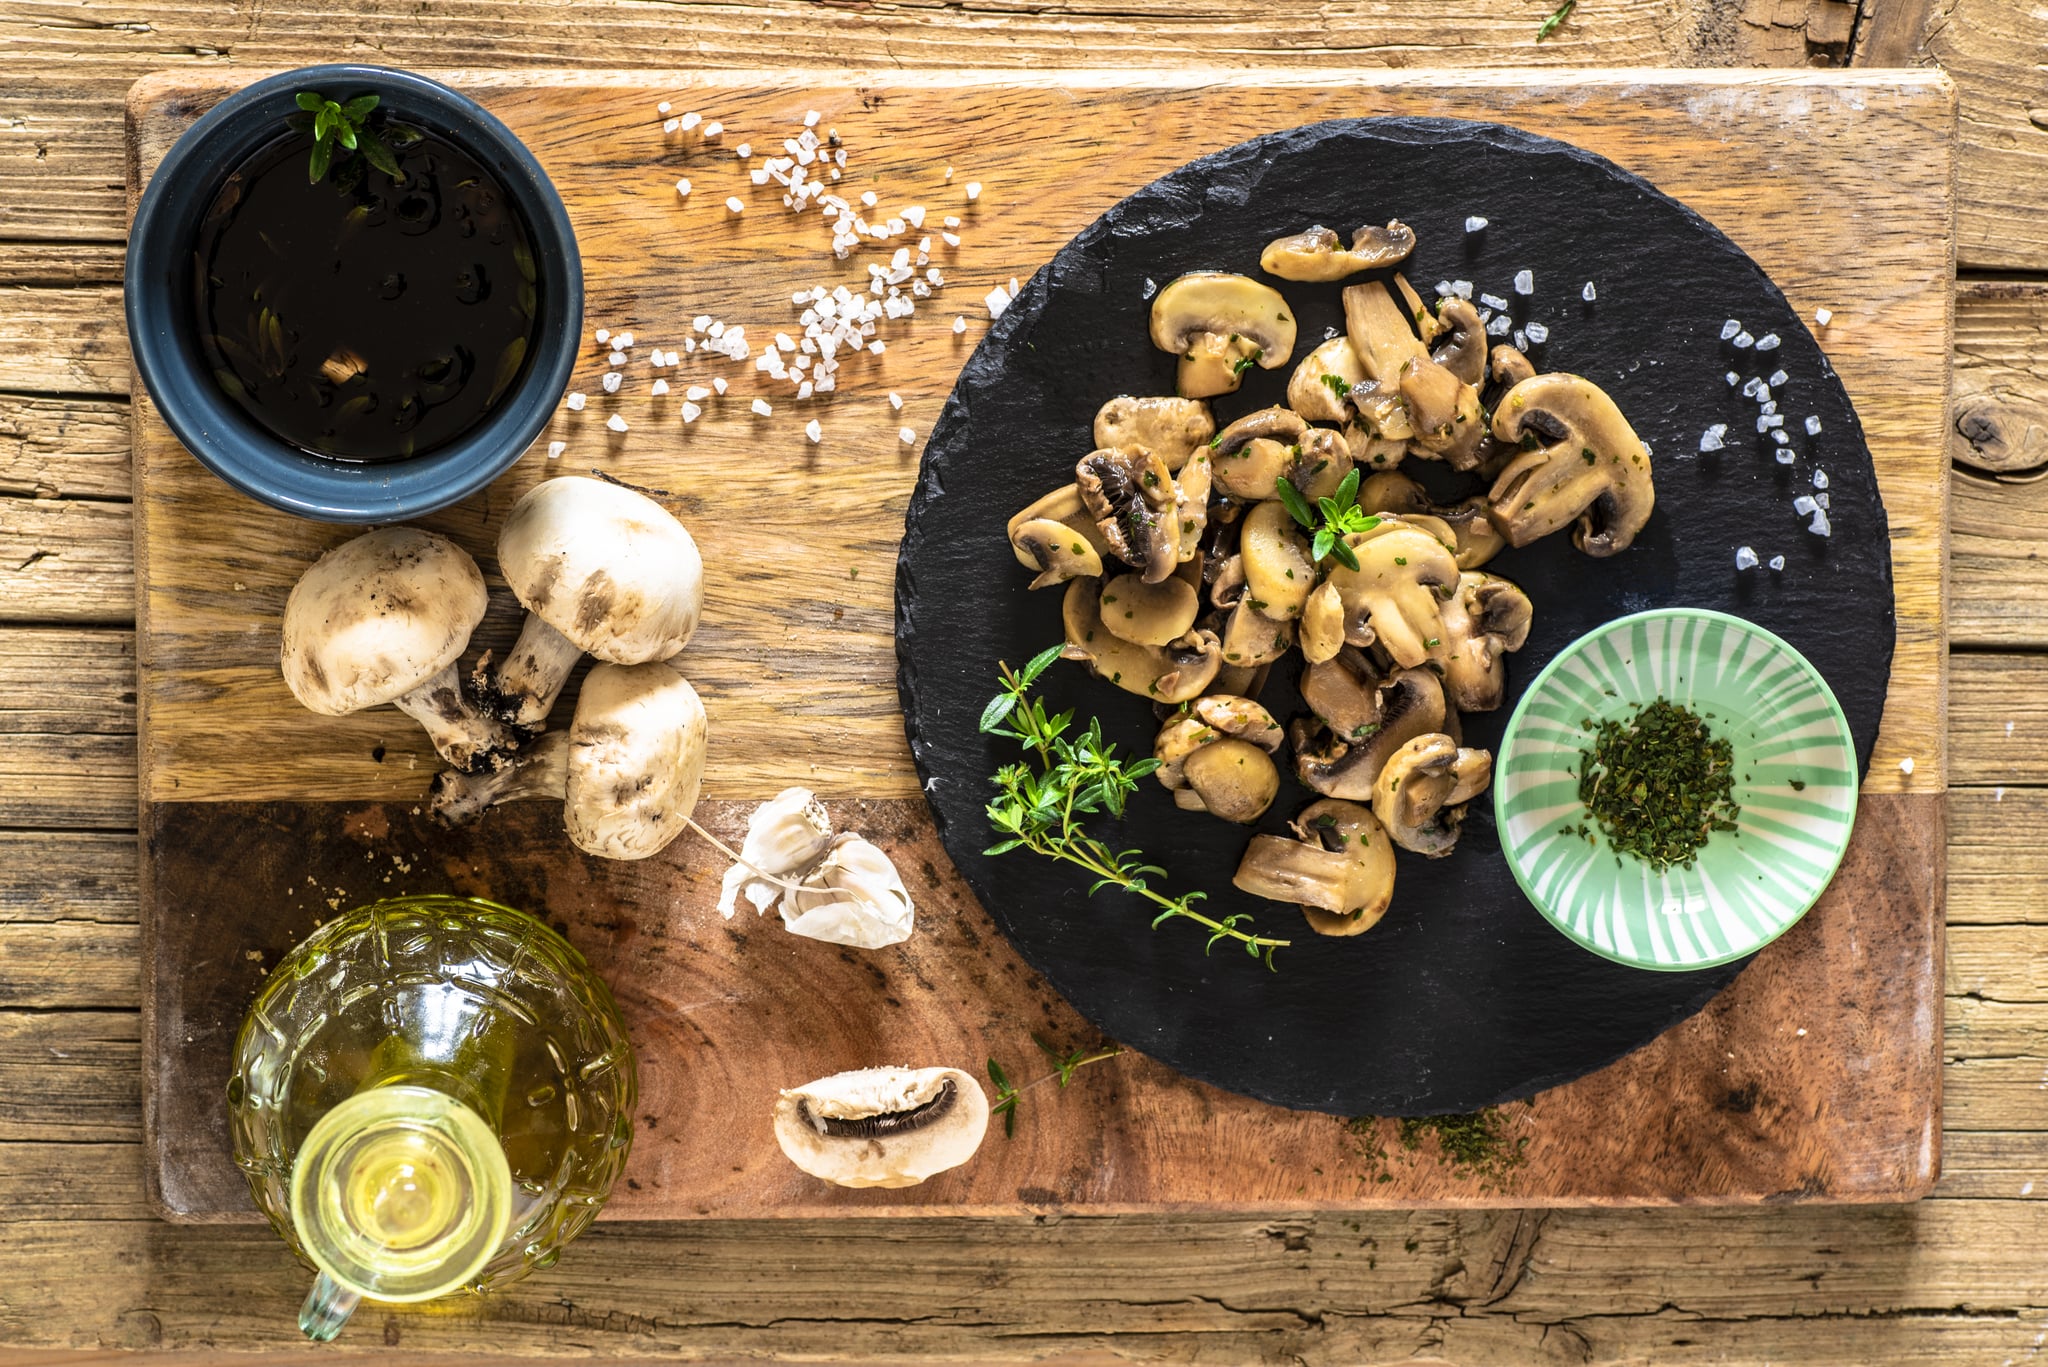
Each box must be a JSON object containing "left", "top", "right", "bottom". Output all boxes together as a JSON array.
[{"left": 895, "top": 117, "right": 1894, "bottom": 1117}]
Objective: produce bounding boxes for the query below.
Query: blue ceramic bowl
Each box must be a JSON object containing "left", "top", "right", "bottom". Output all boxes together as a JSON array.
[{"left": 126, "top": 65, "right": 581, "bottom": 524}]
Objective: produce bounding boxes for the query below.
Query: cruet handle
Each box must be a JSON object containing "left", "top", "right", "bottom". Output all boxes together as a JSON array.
[{"left": 298, "top": 1271, "right": 361, "bottom": 1342}]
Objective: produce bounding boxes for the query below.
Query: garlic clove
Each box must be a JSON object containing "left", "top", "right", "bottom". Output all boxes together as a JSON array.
[
  {"left": 777, "top": 835, "right": 915, "bottom": 948},
  {"left": 717, "top": 787, "right": 834, "bottom": 918}
]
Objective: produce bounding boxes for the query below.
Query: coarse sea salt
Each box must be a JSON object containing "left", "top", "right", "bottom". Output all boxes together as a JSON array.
[
  {"left": 888, "top": 392, "right": 903, "bottom": 411},
  {"left": 1480, "top": 292, "right": 1510, "bottom": 311},
  {"left": 1794, "top": 495, "right": 1818, "bottom": 515},
  {"left": 953, "top": 316, "right": 967, "bottom": 333},
  {"left": 1775, "top": 448, "right": 1796, "bottom": 466},
  {"left": 601, "top": 372, "right": 622, "bottom": 394},
  {"left": 1582, "top": 281, "right": 1597, "bottom": 302},
  {"left": 685, "top": 385, "right": 710, "bottom": 402},
  {"left": 1769, "top": 369, "right": 1789, "bottom": 388},
  {"left": 1733, "top": 331, "right": 1754, "bottom": 349},
  {"left": 1513, "top": 269, "right": 1534, "bottom": 295},
  {"left": 651, "top": 379, "right": 669, "bottom": 396},
  {"left": 1726, "top": 371, "right": 1740, "bottom": 387},
  {"left": 965, "top": 182, "right": 982, "bottom": 201},
  {"left": 1735, "top": 546, "right": 1759, "bottom": 570},
  {"left": 1451, "top": 280, "right": 1474, "bottom": 299},
  {"left": 1755, "top": 333, "right": 1782, "bottom": 351},
  {"left": 594, "top": 328, "right": 610, "bottom": 344},
  {"left": 1769, "top": 555, "right": 1786, "bottom": 571},
  {"left": 606, "top": 414, "right": 628, "bottom": 433},
  {"left": 1465, "top": 215, "right": 1488, "bottom": 232},
  {"left": 1899, "top": 756, "right": 1915, "bottom": 775},
  {"left": 805, "top": 419, "right": 822, "bottom": 443},
  {"left": 751, "top": 398, "right": 773, "bottom": 416},
  {"left": 1814, "top": 307, "right": 1833, "bottom": 326},
  {"left": 681, "top": 402, "right": 701, "bottom": 422},
  {"left": 1524, "top": 321, "right": 1550, "bottom": 344},
  {"left": 714, "top": 377, "right": 728, "bottom": 395},
  {"left": 1805, "top": 415, "right": 1822, "bottom": 436},
  {"left": 565, "top": 392, "right": 586, "bottom": 411},
  {"left": 1699, "top": 424, "right": 1727, "bottom": 452},
  {"left": 725, "top": 197, "right": 744, "bottom": 214},
  {"left": 986, "top": 284, "right": 1012, "bottom": 318},
  {"left": 547, "top": 441, "right": 565, "bottom": 459},
  {"left": 1813, "top": 469, "right": 1829, "bottom": 489},
  {"left": 608, "top": 350, "right": 626, "bottom": 366},
  {"left": 899, "top": 426, "right": 916, "bottom": 443},
  {"left": 680, "top": 112, "right": 702, "bottom": 131},
  {"left": 657, "top": 102, "right": 672, "bottom": 115},
  {"left": 1721, "top": 319, "right": 1742, "bottom": 340}
]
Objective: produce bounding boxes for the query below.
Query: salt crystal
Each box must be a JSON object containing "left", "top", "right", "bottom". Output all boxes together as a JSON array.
[
  {"left": 776, "top": 332, "right": 797, "bottom": 352},
  {"left": 1813, "top": 470, "right": 1829, "bottom": 489},
  {"left": 693, "top": 315, "right": 711, "bottom": 331},
  {"left": 1435, "top": 281, "right": 1454, "bottom": 298},
  {"left": 714, "top": 378, "right": 728, "bottom": 395},
  {"left": 726, "top": 197, "right": 744, "bottom": 214},
  {"left": 1768, "top": 555, "right": 1786, "bottom": 571},
  {"left": 1805, "top": 415, "right": 1822, "bottom": 436},
  {"left": 751, "top": 398, "right": 772, "bottom": 416},
  {"left": 1726, "top": 372, "right": 1740, "bottom": 387},
  {"left": 1480, "top": 293, "right": 1510, "bottom": 311},
  {"left": 953, "top": 316, "right": 967, "bottom": 333},
  {"left": 1524, "top": 321, "right": 1550, "bottom": 344},
  {"left": 594, "top": 328, "right": 611, "bottom": 344},
  {"left": 1742, "top": 377, "right": 1762, "bottom": 398},
  {"left": 1486, "top": 314, "right": 1512, "bottom": 338},
  {"left": 805, "top": 419, "right": 822, "bottom": 443},
  {"left": 804, "top": 110, "right": 821, "bottom": 127},
  {"left": 1721, "top": 319, "right": 1742, "bottom": 340},
  {"left": 703, "top": 121, "right": 723, "bottom": 137},
  {"left": 889, "top": 392, "right": 903, "bottom": 411},
  {"left": 1769, "top": 369, "right": 1789, "bottom": 388},
  {"left": 1451, "top": 280, "right": 1474, "bottom": 299},
  {"left": 615, "top": 333, "right": 633, "bottom": 349},
  {"left": 944, "top": 167, "right": 954, "bottom": 181},
  {"left": 663, "top": 119, "right": 679, "bottom": 134},
  {"left": 899, "top": 426, "right": 916, "bottom": 443},
  {"left": 1755, "top": 333, "right": 1782, "bottom": 351},
  {"left": 566, "top": 392, "right": 586, "bottom": 411},
  {"left": 681, "top": 402, "right": 701, "bottom": 422},
  {"left": 1772, "top": 431, "right": 1790, "bottom": 446},
  {"left": 1899, "top": 756, "right": 1915, "bottom": 775},
  {"left": 657, "top": 101, "right": 672, "bottom": 115},
  {"left": 943, "top": 215, "right": 960, "bottom": 229},
  {"left": 942, "top": 231, "right": 962, "bottom": 248},
  {"left": 1513, "top": 329, "right": 1527, "bottom": 352},
  {"left": 985, "top": 284, "right": 1012, "bottom": 318},
  {"left": 606, "top": 414, "right": 628, "bottom": 433},
  {"left": 1735, "top": 546, "right": 1759, "bottom": 570},
  {"left": 1793, "top": 495, "right": 1818, "bottom": 515},
  {"left": 1464, "top": 215, "right": 1488, "bottom": 232},
  {"left": 861, "top": 190, "right": 878, "bottom": 208},
  {"left": 736, "top": 143, "right": 752, "bottom": 158},
  {"left": 965, "top": 182, "right": 982, "bottom": 201},
  {"left": 601, "top": 372, "right": 622, "bottom": 394},
  {"left": 680, "top": 113, "right": 702, "bottom": 131},
  {"left": 1512, "top": 269, "right": 1534, "bottom": 295},
  {"left": 904, "top": 206, "right": 926, "bottom": 228},
  {"left": 1764, "top": 414, "right": 1784, "bottom": 428},
  {"left": 1775, "top": 448, "right": 1796, "bottom": 465},
  {"left": 869, "top": 340, "right": 885, "bottom": 355},
  {"left": 608, "top": 351, "right": 626, "bottom": 366},
  {"left": 546, "top": 441, "right": 565, "bottom": 459},
  {"left": 750, "top": 169, "right": 769, "bottom": 186},
  {"left": 1699, "top": 424, "right": 1727, "bottom": 452},
  {"left": 708, "top": 321, "right": 726, "bottom": 338},
  {"left": 651, "top": 379, "right": 669, "bottom": 396},
  {"left": 1810, "top": 509, "right": 1832, "bottom": 536},
  {"left": 1761, "top": 399, "right": 1777, "bottom": 414},
  {"left": 685, "top": 386, "right": 710, "bottom": 402},
  {"left": 1733, "top": 331, "right": 1754, "bottom": 349},
  {"left": 1816, "top": 492, "right": 1829, "bottom": 509},
  {"left": 1814, "top": 307, "right": 1833, "bottom": 326},
  {"left": 1582, "top": 281, "right": 1597, "bottom": 302}
]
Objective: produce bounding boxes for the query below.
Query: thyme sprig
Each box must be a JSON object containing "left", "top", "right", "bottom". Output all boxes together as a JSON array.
[
  {"left": 1274, "top": 466, "right": 1381, "bottom": 572},
  {"left": 291, "top": 91, "right": 401, "bottom": 186},
  {"left": 987, "top": 1035, "right": 1126, "bottom": 1138},
  {"left": 980, "top": 645, "right": 1288, "bottom": 968},
  {"left": 1536, "top": 0, "right": 1577, "bottom": 41}
]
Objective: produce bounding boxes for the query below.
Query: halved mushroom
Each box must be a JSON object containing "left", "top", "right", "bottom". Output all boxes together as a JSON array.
[
  {"left": 1284, "top": 427, "right": 1354, "bottom": 503},
  {"left": 1062, "top": 577, "right": 1222, "bottom": 702},
  {"left": 1077, "top": 446, "right": 1179, "bottom": 583},
  {"left": 1009, "top": 485, "right": 1113, "bottom": 584},
  {"left": 430, "top": 661, "right": 708, "bottom": 860},
  {"left": 1430, "top": 297, "right": 1490, "bottom": 386},
  {"left": 773, "top": 1066, "right": 989, "bottom": 1189},
  {"left": 1234, "top": 798, "right": 1397, "bottom": 937},
  {"left": 1356, "top": 473, "right": 1507, "bottom": 569},
  {"left": 1149, "top": 272, "right": 1297, "bottom": 399},
  {"left": 1208, "top": 552, "right": 1248, "bottom": 612},
  {"left": 1011, "top": 517, "right": 1104, "bottom": 590},
  {"left": 1209, "top": 407, "right": 1308, "bottom": 501},
  {"left": 1099, "top": 572, "right": 1200, "bottom": 646},
  {"left": 1488, "top": 373, "right": 1656, "bottom": 556},
  {"left": 1216, "top": 599, "right": 1295, "bottom": 668},
  {"left": 1318, "top": 517, "right": 1460, "bottom": 668},
  {"left": 1239, "top": 500, "right": 1315, "bottom": 621},
  {"left": 489, "top": 476, "right": 705, "bottom": 729},
  {"left": 1298, "top": 646, "right": 1386, "bottom": 741},
  {"left": 1259, "top": 222, "right": 1416, "bottom": 282},
  {"left": 1342, "top": 279, "right": 1428, "bottom": 382},
  {"left": 1094, "top": 395, "right": 1215, "bottom": 472},
  {"left": 1173, "top": 448, "right": 1212, "bottom": 562},
  {"left": 1398, "top": 356, "right": 1486, "bottom": 471},
  {"left": 1298, "top": 579, "right": 1346, "bottom": 665},
  {"left": 1292, "top": 666, "right": 1448, "bottom": 800},
  {"left": 279, "top": 526, "right": 515, "bottom": 773},
  {"left": 1154, "top": 693, "right": 1286, "bottom": 800},
  {"left": 1371, "top": 733, "right": 1494, "bottom": 857},
  {"left": 1287, "top": 336, "right": 1367, "bottom": 423},
  {"left": 1434, "top": 570, "right": 1534, "bottom": 712},
  {"left": 1490, "top": 343, "right": 1536, "bottom": 388}
]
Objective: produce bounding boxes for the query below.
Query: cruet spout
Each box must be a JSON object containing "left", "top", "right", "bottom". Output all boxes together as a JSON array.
[{"left": 299, "top": 1272, "right": 361, "bottom": 1342}]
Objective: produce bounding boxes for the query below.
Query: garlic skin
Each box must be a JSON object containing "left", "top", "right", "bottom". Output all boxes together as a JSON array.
[
  {"left": 718, "top": 787, "right": 833, "bottom": 918},
  {"left": 778, "top": 834, "right": 916, "bottom": 949}
]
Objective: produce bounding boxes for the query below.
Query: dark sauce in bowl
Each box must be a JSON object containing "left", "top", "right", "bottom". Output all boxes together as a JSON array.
[{"left": 193, "top": 123, "right": 540, "bottom": 463}]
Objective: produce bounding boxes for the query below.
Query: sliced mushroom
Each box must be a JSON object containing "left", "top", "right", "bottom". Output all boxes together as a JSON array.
[
  {"left": 1488, "top": 373, "right": 1656, "bottom": 556},
  {"left": 1299, "top": 646, "right": 1386, "bottom": 741},
  {"left": 1292, "top": 666, "right": 1448, "bottom": 800},
  {"left": 1356, "top": 473, "right": 1507, "bottom": 569},
  {"left": 1398, "top": 357, "right": 1486, "bottom": 471},
  {"left": 1008, "top": 484, "right": 1113, "bottom": 579},
  {"left": 1284, "top": 427, "right": 1354, "bottom": 503},
  {"left": 1093, "top": 395, "right": 1215, "bottom": 472},
  {"left": 1077, "top": 446, "right": 1179, "bottom": 583},
  {"left": 1371, "top": 733, "right": 1494, "bottom": 857},
  {"left": 773, "top": 1066, "right": 990, "bottom": 1189},
  {"left": 1170, "top": 738, "right": 1278, "bottom": 823},
  {"left": 1239, "top": 500, "right": 1315, "bottom": 621},
  {"left": 1490, "top": 344, "right": 1536, "bottom": 388},
  {"left": 1342, "top": 279, "right": 1428, "bottom": 382},
  {"left": 1149, "top": 272, "right": 1297, "bottom": 399},
  {"left": 1234, "top": 798, "right": 1397, "bottom": 937},
  {"left": 1154, "top": 694, "right": 1285, "bottom": 799},
  {"left": 1259, "top": 222, "right": 1416, "bottom": 282},
  {"left": 1173, "top": 448, "right": 1212, "bottom": 562},
  {"left": 1100, "top": 572, "right": 1200, "bottom": 646},
  {"left": 1209, "top": 552, "right": 1248, "bottom": 612},
  {"left": 1062, "top": 577, "right": 1222, "bottom": 702},
  {"left": 1430, "top": 297, "right": 1489, "bottom": 386},
  {"left": 1207, "top": 406, "right": 1308, "bottom": 502},
  {"left": 279, "top": 526, "right": 516, "bottom": 773},
  {"left": 430, "top": 661, "right": 708, "bottom": 860},
  {"left": 1342, "top": 421, "right": 1409, "bottom": 472},
  {"left": 1434, "top": 570, "right": 1534, "bottom": 712},
  {"left": 1011, "top": 518, "right": 1104, "bottom": 589},
  {"left": 1217, "top": 599, "right": 1295, "bottom": 669},
  {"left": 1298, "top": 578, "right": 1346, "bottom": 665},
  {"left": 1318, "top": 517, "right": 1460, "bottom": 668},
  {"left": 1287, "top": 336, "right": 1367, "bottom": 423},
  {"left": 489, "top": 476, "right": 705, "bottom": 729}
]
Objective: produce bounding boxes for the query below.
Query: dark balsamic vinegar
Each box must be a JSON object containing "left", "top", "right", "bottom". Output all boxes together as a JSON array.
[{"left": 194, "top": 124, "right": 540, "bottom": 462}]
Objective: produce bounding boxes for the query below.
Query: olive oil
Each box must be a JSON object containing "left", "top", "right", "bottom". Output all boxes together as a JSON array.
[
  {"left": 194, "top": 125, "right": 539, "bottom": 462},
  {"left": 228, "top": 896, "right": 634, "bottom": 1340}
]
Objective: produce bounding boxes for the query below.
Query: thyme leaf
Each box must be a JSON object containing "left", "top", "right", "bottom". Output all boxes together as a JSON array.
[
  {"left": 987, "top": 1036, "right": 1126, "bottom": 1138},
  {"left": 1536, "top": 0, "right": 1577, "bottom": 41}
]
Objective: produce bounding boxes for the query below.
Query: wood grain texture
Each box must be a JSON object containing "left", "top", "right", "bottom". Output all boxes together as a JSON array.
[
  {"left": 141, "top": 790, "right": 1943, "bottom": 1220},
  {"left": 1954, "top": 280, "right": 2048, "bottom": 475},
  {"left": 0, "top": 396, "right": 132, "bottom": 499},
  {"left": 1925, "top": 0, "right": 2048, "bottom": 271},
  {"left": 1952, "top": 467, "right": 2048, "bottom": 647},
  {"left": 129, "top": 69, "right": 1953, "bottom": 803}
]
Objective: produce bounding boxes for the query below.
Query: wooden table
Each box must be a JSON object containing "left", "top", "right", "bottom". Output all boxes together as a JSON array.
[{"left": 6, "top": 0, "right": 2047, "bottom": 1360}]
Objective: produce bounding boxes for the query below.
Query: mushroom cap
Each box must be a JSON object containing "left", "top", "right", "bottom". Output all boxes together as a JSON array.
[
  {"left": 563, "top": 661, "right": 708, "bottom": 860},
  {"left": 1061, "top": 576, "right": 1223, "bottom": 703},
  {"left": 1100, "top": 572, "right": 1200, "bottom": 647},
  {"left": 1372, "top": 733, "right": 1494, "bottom": 858},
  {"left": 1012, "top": 517, "right": 1104, "bottom": 590},
  {"left": 497, "top": 475, "right": 705, "bottom": 664},
  {"left": 280, "top": 526, "right": 489, "bottom": 716},
  {"left": 1076, "top": 447, "right": 1180, "bottom": 584},
  {"left": 1233, "top": 798, "right": 1397, "bottom": 936},
  {"left": 1008, "top": 484, "right": 1113, "bottom": 575},
  {"left": 1288, "top": 336, "right": 1368, "bottom": 424},
  {"left": 773, "top": 1066, "right": 990, "bottom": 1189},
  {"left": 1488, "top": 373, "right": 1656, "bottom": 556},
  {"left": 1181, "top": 738, "right": 1280, "bottom": 824},
  {"left": 1430, "top": 297, "right": 1490, "bottom": 386},
  {"left": 1321, "top": 517, "right": 1460, "bottom": 669},
  {"left": 1149, "top": 272, "right": 1298, "bottom": 368},
  {"left": 1093, "top": 395, "right": 1215, "bottom": 472}
]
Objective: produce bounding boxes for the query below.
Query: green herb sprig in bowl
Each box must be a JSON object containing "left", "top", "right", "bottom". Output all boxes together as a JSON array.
[
  {"left": 291, "top": 91, "right": 403, "bottom": 185},
  {"left": 980, "top": 645, "right": 1289, "bottom": 969}
]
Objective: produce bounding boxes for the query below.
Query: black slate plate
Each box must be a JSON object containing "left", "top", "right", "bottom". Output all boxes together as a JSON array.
[{"left": 895, "top": 117, "right": 1894, "bottom": 1116}]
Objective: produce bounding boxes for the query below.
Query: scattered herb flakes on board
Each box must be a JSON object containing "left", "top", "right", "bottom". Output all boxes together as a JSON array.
[{"left": 1575, "top": 697, "right": 1740, "bottom": 870}]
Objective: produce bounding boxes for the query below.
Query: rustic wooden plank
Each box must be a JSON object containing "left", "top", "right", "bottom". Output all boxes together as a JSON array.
[
  {"left": 1935, "top": 1131, "right": 2048, "bottom": 1200},
  {"left": 0, "top": 286, "right": 128, "bottom": 395},
  {"left": 0, "top": 497, "right": 134, "bottom": 623},
  {"left": 0, "top": 831, "right": 138, "bottom": 926},
  {"left": 1950, "top": 654, "right": 2048, "bottom": 784},
  {"left": 0, "top": 242, "right": 124, "bottom": 287},
  {"left": 1953, "top": 280, "right": 2048, "bottom": 475},
  {"left": 0, "top": 922, "right": 139, "bottom": 1008},
  {"left": 0, "top": 628, "right": 136, "bottom": 829},
  {"left": 1950, "top": 924, "right": 2048, "bottom": 1004},
  {"left": 0, "top": 1143, "right": 152, "bottom": 1222},
  {"left": 127, "top": 69, "right": 1953, "bottom": 803},
  {"left": 1852, "top": 0, "right": 1940, "bottom": 66},
  {"left": 0, "top": 395, "right": 131, "bottom": 499},
  {"left": 1950, "top": 788, "right": 2048, "bottom": 926},
  {"left": 1951, "top": 467, "right": 2048, "bottom": 648},
  {"left": 0, "top": 1010, "right": 139, "bottom": 1142},
  {"left": 1927, "top": 0, "right": 2048, "bottom": 271}
]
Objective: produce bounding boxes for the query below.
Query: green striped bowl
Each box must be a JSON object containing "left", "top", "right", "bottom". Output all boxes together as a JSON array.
[{"left": 1493, "top": 608, "right": 1858, "bottom": 971}]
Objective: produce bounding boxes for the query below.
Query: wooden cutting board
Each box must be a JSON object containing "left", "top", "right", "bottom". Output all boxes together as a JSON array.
[{"left": 129, "top": 68, "right": 1955, "bottom": 1220}]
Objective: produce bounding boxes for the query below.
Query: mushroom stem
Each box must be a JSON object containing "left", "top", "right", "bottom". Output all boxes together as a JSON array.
[
  {"left": 390, "top": 661, "right": 520, "bottom": 773},
  {"left": 489, "top": 612, "right": 586, "bottom": 727},
  {"left": 428, "top": 730, "right": 570, "bottom": 823}
]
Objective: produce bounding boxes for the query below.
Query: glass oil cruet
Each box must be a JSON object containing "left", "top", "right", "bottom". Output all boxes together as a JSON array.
[{"left": 226, "top": 895, "right": 637, "bottom": 1340}]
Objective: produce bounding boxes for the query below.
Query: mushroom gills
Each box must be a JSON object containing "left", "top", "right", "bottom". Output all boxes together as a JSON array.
[
  {"left": 1077, "top": 446, "right": 1180, "bottom": 583},
  {"left": 1487, "top": 372, "right": 1656, "bottom": 556},
  {"left": 1259, "top": 222, "right": 1416, "bottom": 282},
  {"left": 1149, "top": 272, "right": 1298, "bottom": 399},
  {"left": 801, "top": 1077, "right": 957, "bottom": 1137},
  {"left": 773, "top": 1065, "right": 991, "bottom": 1189}
]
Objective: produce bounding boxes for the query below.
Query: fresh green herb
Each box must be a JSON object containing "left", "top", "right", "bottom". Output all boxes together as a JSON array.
[
  {"left": 1319, "top": 372, "right": 1353, "bottom": 400},
  {"left": 987, "top": 1035, "right": 1126, "bottom": 1138},
  {"left": 980, "top": 647, "right": 1288, "bottom": 967},
  {"left": 1536, "top": 0, "right": 1577, "bottom": 41},
  {"left": 1232, "top": 345, "right": 1265, "bottom": 377},
  {"left": 1577, "top": 697, "right": 1740, "bottom": 871},
  {"left": 1789, "top": 778, "right": 1807, "bottom": 791},
  {"left": 292, "top": 90, "right": 401, "bottom": 185},
  {"left": 1274, "top": 467, "right": 1380, "bottom": 572}
]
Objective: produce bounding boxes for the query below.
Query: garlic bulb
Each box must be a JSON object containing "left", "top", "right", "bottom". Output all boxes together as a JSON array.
[
  {"left": 778, "top": 834, "right": 915, "bottom": 949},
  {"left": 717, "top": 787, "right": 833, "bottom": 918}
]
